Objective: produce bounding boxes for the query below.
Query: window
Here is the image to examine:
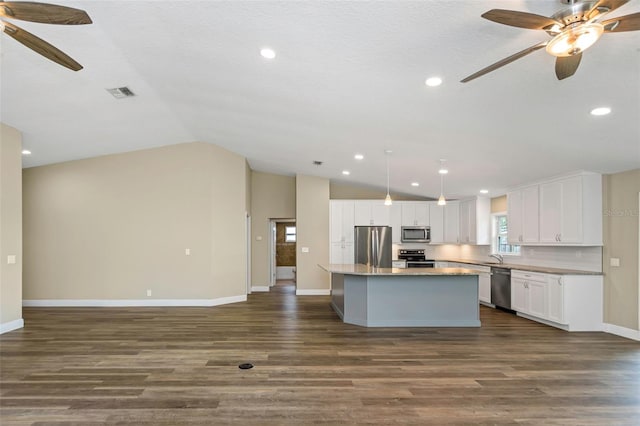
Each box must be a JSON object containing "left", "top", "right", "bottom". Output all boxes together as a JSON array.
[
  {"left": 285, "top": 226, "right": 296, "bottom": 242},
  {"left": 494, "top": 215, "right": 520, "bottom": 255}
]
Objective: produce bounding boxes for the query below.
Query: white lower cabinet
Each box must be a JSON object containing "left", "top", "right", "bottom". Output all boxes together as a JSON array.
[
  {"left": 330, "top": 241, "right": 353, "bottom": 264},
  {"left": 511, "top": 270, "right": 602, "bottom": 331}
]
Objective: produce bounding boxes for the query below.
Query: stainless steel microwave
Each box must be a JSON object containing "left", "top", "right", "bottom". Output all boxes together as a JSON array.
[{"left": 401, "top": 226, "right": 431, "bottom": 243}]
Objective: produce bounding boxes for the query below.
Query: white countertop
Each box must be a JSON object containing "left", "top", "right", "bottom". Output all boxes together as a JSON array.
[{"left": 319, "top": 264, "right": 480, "bottom": 276}]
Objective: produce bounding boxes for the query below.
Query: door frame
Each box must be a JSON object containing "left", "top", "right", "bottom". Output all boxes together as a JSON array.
[{"left": 269, "top": 218, "right": 296, "bottom": 287}]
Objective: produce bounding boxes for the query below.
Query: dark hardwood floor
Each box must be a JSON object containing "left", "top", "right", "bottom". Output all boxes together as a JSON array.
[{"left": 1, "top": 280, "right": 639, "bottom": 425}]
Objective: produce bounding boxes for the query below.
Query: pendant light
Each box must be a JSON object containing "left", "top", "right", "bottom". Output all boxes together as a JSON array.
[
  {"left": 437, "top": 159, "right": 447, "bottom": 206},
  {"left": 384, "top": 150, "right": 392, "bottom": 206}
]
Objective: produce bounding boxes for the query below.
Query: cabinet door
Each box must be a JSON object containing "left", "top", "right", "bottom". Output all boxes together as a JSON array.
[
  {"left": 415, "top": 203, "right": 429, "bottom": 226},
  {"left": 547, "top": 275, "right": 565, "bottom": 324},
  {"left": 511, "top": 278, "right": 528, "bottom": 313},
  {"left": 539, "top": 181, "right": 562, "bottom": 243},
  {"left": 522, "top": 185, "right": 539, "bottom": 243},
  {"left": 429, "top": 202, "right": 444, "bottom": 244},
  {"left": 559, "top": 177, "right": 582, "bottom": 243},
  {"left": 528, "top": 281, "right": 547, "bottom": 319},
  {"left": 330, "top": 241, "right": 344, "bottom": 264},
  {"left": 459, "top": 200, "right": 471, "bottom": 243},
  {"left": 468, "top": 200, "right": 477, "bottom": 244},
  {"left": 401, "top": 202, "right": 415, "bottom": 226},
  {"left": 444, "top": 201, "right": 460, "bottom": 243},
  {"left": 390, "top": 203, "right": 402, "bottom": 243},
  {"left": 507, "top": 190, "right": 523, "bottom": 244},
  {"left": 371, "top": 202, "right": 391, "bottom": 226},
  {"left": 330, "top": 201, "right": 354, "bottom": 243},
  {"left": 479, "top": 273, "right": 491, "bottom": 303},
  {"left": 354, "top": 202, "right": 372, "bottom": 226},
  {"left": 342, "top": 242, "right": 354, "bottom": 264}
]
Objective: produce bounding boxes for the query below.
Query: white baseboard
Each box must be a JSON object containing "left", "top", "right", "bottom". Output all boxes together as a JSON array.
[
  {"left": 251, "top": 286, "right": 270, "bottom": 292},
  {"left": 295, "top": 289, "right": 330, "bottom": 296},
  {"left": 603, "top": 323, "right": 640, "bottom": 341},
  {"left": 1, "top": 318, "right": 24, "bottom": 334},
  {"left": 22, "top": 294, "right": 247, "bottom": 308}
]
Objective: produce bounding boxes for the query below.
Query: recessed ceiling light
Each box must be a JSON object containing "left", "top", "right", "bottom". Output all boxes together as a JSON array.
[
  {"left": 342, "top": 170, "right": 350, "bottom": 176},
  {"left": 21, "top": 149, "right": 31, "bottom": 155},
  {"left": 438, "top": 168, "right": 448, "bottom": 175},
  {"left": 411, "top": 182, "right": 420, "bottom": 187},
  {"left": 480, "top": 189, "right": 489, "bottom": 194},
  {"left": 354, "top": 154, "right": 364, "bottom": 160},
  {"left": 590, "top": 106, "right": 611, "bottom": 116},
  {"left": 260, "top": 48, "right": 276, "bottom": 59},
  {"left": 425, "top": 77, "right": 442, "bottom": 87}
]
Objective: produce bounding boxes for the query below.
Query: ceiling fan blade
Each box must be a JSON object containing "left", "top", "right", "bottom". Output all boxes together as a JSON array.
[
  {"left": 461, "top": 41, "right": 547, "bottom": 83},
  {"left": 587, "top": 0, "right": 630, "bottom": 19},
  {"left": 2, "top": 21, "right": 82, "bottom": 70},
  {"left": 601, "top": 12, "right": 640, "bottom": 31},
  {"left": 0, "top": 1, "right": 91, "bottom": 25},
  {"left": 555, "top": 54, "right": 582, "bottom": 80},
  {"left": 482, "top": 9, "right": 562, "bottom": 30}
]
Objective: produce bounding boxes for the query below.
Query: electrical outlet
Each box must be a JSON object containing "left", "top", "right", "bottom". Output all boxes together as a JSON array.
[
  {"left": 301, "top": 247, "right": 310, "bottom": 253},
  {"left": 185, "top": 248, "right": 190, "bottom": 256},
  {"left": 610, "top": 258, "right": 620, "bottom": 267},
  {"left": 146, "top": 289, "right": 152, "bottom": 297}
]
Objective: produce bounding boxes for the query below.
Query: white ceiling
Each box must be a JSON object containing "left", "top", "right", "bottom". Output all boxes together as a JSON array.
[{"left": 2, "top": 0, "right": 639, "bottom": 199}]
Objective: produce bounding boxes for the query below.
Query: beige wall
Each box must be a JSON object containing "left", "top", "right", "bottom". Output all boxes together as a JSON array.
[
  {"left": 0, "top": 124, "right": 23, "bottom": 330},
  {"left": 491, "top": 195, "right": 507, "bottom": 213},
  {"left": 296, "top": 175, "right": 330, "bottom": 292},
  {"left": 603, "top": 169, "right": 640, "bottom": 330},
  {"left": 330, "top": 182, "right": 430, "bottom": 200},
  {"left": 250, "top": 172, "right": 296, "bottom": 286},
  {"left": 22, "top": 142, "right": 248, "bottom": 302}
]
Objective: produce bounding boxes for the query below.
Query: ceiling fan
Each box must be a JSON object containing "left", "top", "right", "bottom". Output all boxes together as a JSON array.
[
  {"left": 461, "top": 0, "right": 640, "bottom": 82},
  {"left": 0, "top": 1, "right": 92, "bottom": 71}
]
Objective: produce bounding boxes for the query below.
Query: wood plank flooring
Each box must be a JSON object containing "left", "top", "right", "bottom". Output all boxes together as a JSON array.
[{"left": 1, "top": 280, "right": 639, "bottom": 425}]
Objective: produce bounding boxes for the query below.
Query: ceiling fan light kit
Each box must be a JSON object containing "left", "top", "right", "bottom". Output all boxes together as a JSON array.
[{"left": 461, "top": 0, "right": 640, "bottom": 82}]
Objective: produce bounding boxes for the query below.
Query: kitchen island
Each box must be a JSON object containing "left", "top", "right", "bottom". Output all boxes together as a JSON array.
[{"left": 320, "top": 264, "right": 481, "bottom": 327}]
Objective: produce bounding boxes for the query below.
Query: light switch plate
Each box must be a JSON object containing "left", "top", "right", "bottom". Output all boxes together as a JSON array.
[
  {"left": 610, "top": 258, "right": 620, "bottom": 267},
  {"left": 185, "top": 248, "right": 191, "bottom": 256},
  {"left": 7, "top": 255, "right": 16, "bottom": 264},
  {"left": 301, "top": 247, "right": 310, "bottom": 253}
]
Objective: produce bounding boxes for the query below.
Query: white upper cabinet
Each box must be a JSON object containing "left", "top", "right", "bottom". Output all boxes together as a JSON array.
[
  {"left": 458, "top": 197, "right": 491, "bottom": 245},
  {"left": 428, "top": 201, "right": 444, "bottom": 244},
  {"left": 330, "top": 200, "right": 355, "bottom": 243},
  {"left": 507, "top": 185, "right": 539, "bottom": 244},
  {"left": 390, "top": 203, "right": 403, "bottom": 243},
  {"left": 508, "top": 172, "right": 602, "bottom": 246},
  {"left": 401, "top": 202, "right": 429, "bottom": 226},
  {"left": 354, "top": 200, "right": 391, "bottom": 226},
  {"left": 443, "top": 200, "right": 460, "bottom": 244}
]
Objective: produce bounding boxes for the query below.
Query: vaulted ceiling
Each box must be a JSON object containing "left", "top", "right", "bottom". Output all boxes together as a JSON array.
[{"left": 2, "top": 0, "right": 639, "bottom": 199}]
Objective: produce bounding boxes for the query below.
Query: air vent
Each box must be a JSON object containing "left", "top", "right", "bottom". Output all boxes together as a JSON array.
[
  {"left": 313, "top": 160, "right": 323, "bottom": 166},
  {"left": 106, "top": 87, "right": 136, "bottom": 99}
]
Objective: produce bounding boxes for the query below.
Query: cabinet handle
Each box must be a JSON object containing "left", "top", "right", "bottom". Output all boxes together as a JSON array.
[{"left": 558, "top": 233, "right": 561, "bottom": 242}]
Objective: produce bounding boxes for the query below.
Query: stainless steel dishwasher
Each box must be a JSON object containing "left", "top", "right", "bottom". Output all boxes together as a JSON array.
[{"left": 491, "top": 267, "right": 511, "bottom": 310}]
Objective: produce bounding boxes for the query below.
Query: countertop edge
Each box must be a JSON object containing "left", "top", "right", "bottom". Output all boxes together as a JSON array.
[{"left": 439, "top": 259, "right": 603, "bottom": 276}]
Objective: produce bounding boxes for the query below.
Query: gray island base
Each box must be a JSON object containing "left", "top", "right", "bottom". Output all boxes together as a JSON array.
[{"left": 320, "top": 264, "right": 480, "bottom": 327}]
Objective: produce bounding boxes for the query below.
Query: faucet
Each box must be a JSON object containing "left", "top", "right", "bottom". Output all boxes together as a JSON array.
[{"left": 489, "top": 254, "right": 504, "bottom": 264}]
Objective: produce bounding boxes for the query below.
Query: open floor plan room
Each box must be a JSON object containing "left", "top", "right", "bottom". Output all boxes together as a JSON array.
[{"left": 1, "top": 282, "right": 639, "bottom": 425}]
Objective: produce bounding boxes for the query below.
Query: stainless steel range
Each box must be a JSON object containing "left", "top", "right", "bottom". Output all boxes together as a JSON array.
[{"left": 397, "top": 249, "right": 435, "bottom": 268}]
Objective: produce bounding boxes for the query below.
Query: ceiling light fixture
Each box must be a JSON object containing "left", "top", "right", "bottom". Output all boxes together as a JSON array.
[
  {"left": 425, "top": 77, "right": 442, "bottom": 87},
  {"left": 480, "top": 189, "right": 489, "bottom": 194},
  {"left": 21, "top": 149, "right": 31, "bottom": 155},
  {"left": 590, "top": 106, "right": 611, "bottom": 116},
  {"left": 546, "top": 23, "right": 604, "bottom": 57},
  {"left": 384, "top": 150, "right": 392, "bottom": 206},
  {"left": 437, "top": 160, "right": 447, "bottom": 206},
  {"left": 342, "top": 170, "right": 350, "bottom": 176},
  {"left": 354, "top": 154, "right": 364, "bottom": 160},
  {"left": 260, "top": 48, "right": 276, "bottom": 59},
  {"left": 411, "top": 182, "right": 420, "bottom": 187}
]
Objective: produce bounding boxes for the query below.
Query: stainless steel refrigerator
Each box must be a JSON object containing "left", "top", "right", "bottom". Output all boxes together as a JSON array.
[{"left": 354, "top": 226, "right": 392, "bottom": 268}]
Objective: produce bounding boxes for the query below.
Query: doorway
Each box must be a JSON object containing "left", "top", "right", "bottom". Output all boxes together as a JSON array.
[{"left": 269, "top": 219, "right": 296, "bottom": 288}]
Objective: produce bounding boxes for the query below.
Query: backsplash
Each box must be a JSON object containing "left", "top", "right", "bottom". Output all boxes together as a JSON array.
[{"left": 393, "top": 244, "right": 603, "bottom": 272}]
